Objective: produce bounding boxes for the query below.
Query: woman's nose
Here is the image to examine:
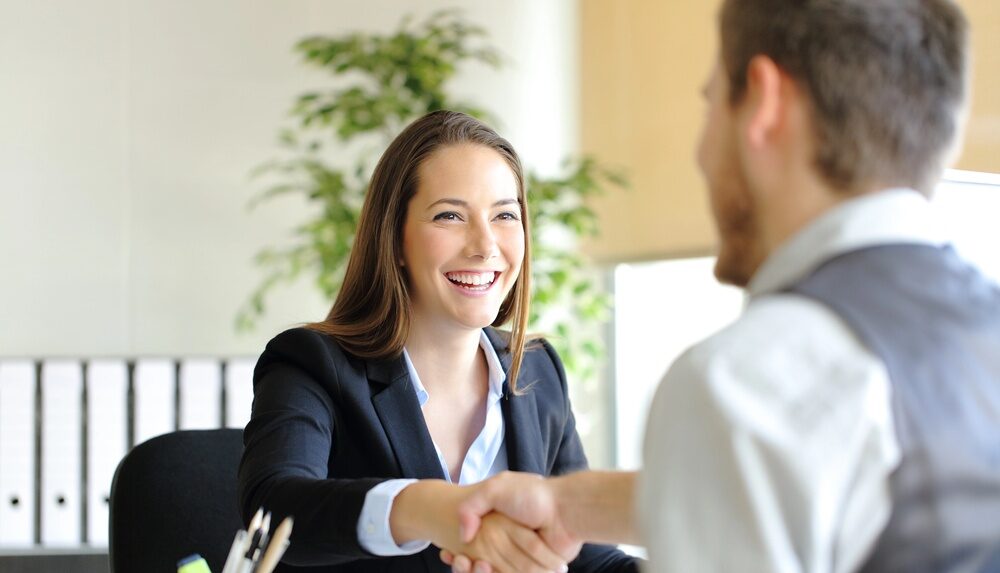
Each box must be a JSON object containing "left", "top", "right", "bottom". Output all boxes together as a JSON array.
[{"left": 465, "top": 221, "right": 499, "bottom": 260}]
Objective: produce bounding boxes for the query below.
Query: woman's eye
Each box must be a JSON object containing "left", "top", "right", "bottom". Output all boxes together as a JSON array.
[
  {"left": 495, "top": 211, "right": 521, "bottom": 221},
  {"left": 433, "top": 212, "right": 462, "bottom": 221}
]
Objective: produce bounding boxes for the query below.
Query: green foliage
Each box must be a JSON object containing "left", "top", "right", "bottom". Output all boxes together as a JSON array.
[{"left": 238, "top": 10, "right": 627, "bottom": 385}]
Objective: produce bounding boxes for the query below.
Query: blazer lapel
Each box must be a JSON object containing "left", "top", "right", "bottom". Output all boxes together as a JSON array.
[
  {"left": 367, "top": 356, "right": 446, "bottom": 480},
  {"left": 485, "top": 329, "right": 547, "bottom": 475},
  {"left": 501, "top": 385, "right": 545, "bottom": 475}
]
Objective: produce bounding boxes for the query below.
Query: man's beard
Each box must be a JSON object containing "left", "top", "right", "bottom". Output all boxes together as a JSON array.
[{"left": 712, "top": 184, "right": 761, "bottom": 288}]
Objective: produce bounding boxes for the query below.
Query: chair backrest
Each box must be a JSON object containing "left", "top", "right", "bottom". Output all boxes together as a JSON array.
[{"left": 109, "top": 428, "right": 244, "bottom": 573}]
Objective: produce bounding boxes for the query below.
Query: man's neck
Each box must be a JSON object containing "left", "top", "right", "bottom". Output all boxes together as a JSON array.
[{"left": 754, "top": 176, "right": 877, "bottom": 263}]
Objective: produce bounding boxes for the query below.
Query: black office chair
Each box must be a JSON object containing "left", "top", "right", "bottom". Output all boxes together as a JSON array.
[{"left": 109, "top": 428, "right": 245, "bottom": 573}]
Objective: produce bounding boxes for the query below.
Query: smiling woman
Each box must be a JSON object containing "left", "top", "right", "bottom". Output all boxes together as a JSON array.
[
  {"left": 301, "top": 113, "right": 532, "bottom": 392},
  {"left": 236, "top": 111, "right": 639, "bottom": 573}
]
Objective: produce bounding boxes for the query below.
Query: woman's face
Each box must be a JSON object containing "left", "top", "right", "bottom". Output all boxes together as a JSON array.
[{"left": 401, "top": 143, "right": 525, "bottom": 334}]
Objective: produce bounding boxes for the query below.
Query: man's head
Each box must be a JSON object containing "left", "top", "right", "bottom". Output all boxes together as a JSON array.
[
  {"left": 720, "top": 0, "right": 968, "bottom": 195},
  {"left": 699, "top": 0, "right": 969, "bottom": 286}
]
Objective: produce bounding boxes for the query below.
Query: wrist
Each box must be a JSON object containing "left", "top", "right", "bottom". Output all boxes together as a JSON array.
[
  {"left": 549, "top": 470, "right": 639, "bottom": 545},
  {"left": 549, "top": 474, "right": 579, "bottom": 539},
  {"left": 389, "top": 480, "right": 462, "bottom": 546}
]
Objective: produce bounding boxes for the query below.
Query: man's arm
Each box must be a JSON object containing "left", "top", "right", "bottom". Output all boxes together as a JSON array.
[
  {"left": 456, "top": 470, "right": 641, "bottom": 547},
  {"left": 551, "top": 470, "right": 640, "bottom": 546}
]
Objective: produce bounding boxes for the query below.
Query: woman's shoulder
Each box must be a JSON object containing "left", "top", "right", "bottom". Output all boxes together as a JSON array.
[
  {"left": 264, "top": 326, "right": 345, "bottom": 355},
  {"left": 258, "top": 326, "right": 361, "bottom": 380}
]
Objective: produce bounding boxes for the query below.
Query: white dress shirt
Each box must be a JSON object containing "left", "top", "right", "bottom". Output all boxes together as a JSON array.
[
  {"left": 357, "top": 330, "right": 508, "bottom": 555},
  {"left": 639, "top": 189, "right": 946, "bottom": 572}
]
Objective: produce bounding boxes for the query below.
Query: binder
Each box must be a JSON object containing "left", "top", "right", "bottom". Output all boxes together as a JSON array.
[
  {"left": 40, "top": 360, "right": 83, "bottom": 546},
  {"left": 85, "top": 360, "right": 127, "bottom": 547},
  {"left": 179, "top": 359, "right": 222, "bottom": 430},
  {"left": 133, "top": 359, "right": 176, "bottom": 446},
  {"left": 0, "top": 360, "right": 37, "bottom": 547},
  {"left": 224, "top": 359, "right": 255, "bottom": 429}
]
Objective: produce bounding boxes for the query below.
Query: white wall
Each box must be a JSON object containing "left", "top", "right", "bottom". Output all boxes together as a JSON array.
[{"left": 0, "top": 0, "right": 578, "bottom": 357}]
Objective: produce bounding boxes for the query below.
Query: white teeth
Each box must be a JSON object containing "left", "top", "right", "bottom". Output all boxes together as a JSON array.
[{"left": 446, "top": 271, "right": 496, "bottom": 286}]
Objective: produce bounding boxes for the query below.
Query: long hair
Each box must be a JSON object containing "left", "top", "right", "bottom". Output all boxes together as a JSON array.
[{"left": 307, "top": 110, "right": 533, "bottom": 393}]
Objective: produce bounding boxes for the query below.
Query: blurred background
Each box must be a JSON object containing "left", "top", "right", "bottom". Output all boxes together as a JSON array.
[{"left": 0, "top": 0, "right": 998, "bottom": 569}]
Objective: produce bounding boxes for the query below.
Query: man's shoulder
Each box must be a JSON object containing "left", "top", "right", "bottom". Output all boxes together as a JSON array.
[
  {"left": 649, "top": 291, "right": 896, "bottom": 469},
  {"left": 690, "top": 293, "right": 861, "bottom": 359},
  {"left": 669, "top": 293, "right": 886, "bottom": 400}
]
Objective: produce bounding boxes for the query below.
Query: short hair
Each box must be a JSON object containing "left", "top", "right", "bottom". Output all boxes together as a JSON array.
[
  {"left": 308, "top": 110, "right": 534, "bottom": 392},
  {"left": 719, "top": 0, "right": 969, "bottom": 195}
]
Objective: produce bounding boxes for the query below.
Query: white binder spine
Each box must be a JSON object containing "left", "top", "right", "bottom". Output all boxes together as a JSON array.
[
  {"left": 179, "top": 359, "right": 222, "bottom": 430},
  {"left": 40, "top": 360, "right": 83, "bottom": 546},
  {"left": 224, "top": 359, "right": 255, "bottom": 429},
  {"left": 133, "top": 360, "right": 176, "bottom": 446},
  {"left": 85, "top": 360, "right": 127, "bottom": 547},
  {"left": 0, "top": 361, "right": 37, "bottom": 547}
]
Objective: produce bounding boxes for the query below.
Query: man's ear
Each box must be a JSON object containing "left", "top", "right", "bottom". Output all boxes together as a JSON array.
[{"left": 743, "top": 55, "right": 784, "bottom": 149}]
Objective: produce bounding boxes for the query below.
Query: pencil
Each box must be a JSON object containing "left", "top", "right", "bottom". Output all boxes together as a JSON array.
[{"left": 254, "top": 517, "right": 294, "bottom": 573}]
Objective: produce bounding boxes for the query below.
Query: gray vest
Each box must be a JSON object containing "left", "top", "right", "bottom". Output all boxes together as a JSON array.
[{"left": 788, "top": 244, "right": 1000, "bottom": 573}]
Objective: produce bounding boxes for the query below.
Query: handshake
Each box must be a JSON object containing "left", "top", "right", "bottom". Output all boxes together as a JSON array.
[{"left": 390, "top": 470, "right": 637, "bottom": 573}]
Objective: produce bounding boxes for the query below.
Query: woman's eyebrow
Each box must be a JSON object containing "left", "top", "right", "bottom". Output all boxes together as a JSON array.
[{"left": 427, "top": 198, "right": 519, "bottom": 208}]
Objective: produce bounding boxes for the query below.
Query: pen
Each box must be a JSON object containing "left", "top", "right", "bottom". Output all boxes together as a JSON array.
[
  {"left": 257, "top": 511, "right": 272, "bottom": 554},
  {"left": 236, "top": 527, "right": 264, "bottom": 573},
  {"left": 247, "top": 508, "right": 264, "bottom": 536},
  {"left": 222, "top": 507, "right": 263, "bottom": 573},
  {"left": 220, "top": 530, "right": 247, "bottom": 573},
  {"left": 254, "top": 517, "right": 294, "bottom": 573}
]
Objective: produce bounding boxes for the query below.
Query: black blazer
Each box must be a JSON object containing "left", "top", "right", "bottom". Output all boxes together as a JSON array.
[{"left": 238, "top": 327, "right": 638, "bottom": 573}]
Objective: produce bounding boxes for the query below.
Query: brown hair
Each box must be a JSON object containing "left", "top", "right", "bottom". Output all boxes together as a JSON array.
[
  {"left": 719, "top": 0, "right": 969, "bottom": 195},
  {"left": 307, "top": 110, "right": 533, "bottom": 393}
]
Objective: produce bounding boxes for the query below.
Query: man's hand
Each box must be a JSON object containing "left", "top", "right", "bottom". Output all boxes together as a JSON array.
[
  {"left": 442, "top": 469, "right": 640, "bottom": 571},
  {"left": 390, "top": 479, "right": 573, "bottom": 573},
  {"left": 442, "top": 512, "right": 569, "bottom": 573},
  {"left": 453, "top": 472, "right": 582, "bottom": 565}
]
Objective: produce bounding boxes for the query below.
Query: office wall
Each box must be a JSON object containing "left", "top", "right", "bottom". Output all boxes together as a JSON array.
[
  {"left": 580, "top": 0, "right": 1000, "bottom": 262},
  {"left": 0, "top": 0, "right": 578, "bottom": 358},
  {"left": 579, "top": 0, "right": 717, "bottom": 262},
  {"left": 962, "top": 0, "right": 1000, "bottom": 171}
]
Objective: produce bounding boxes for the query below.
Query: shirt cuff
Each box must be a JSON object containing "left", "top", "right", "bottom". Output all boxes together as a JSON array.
[{"left": 357, "top": 479, "right": 432, "bottom": 556}]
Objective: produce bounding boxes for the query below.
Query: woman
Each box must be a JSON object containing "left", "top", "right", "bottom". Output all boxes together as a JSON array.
[{"left": 238, "top": 110, "right": 638, "bottom": 573}]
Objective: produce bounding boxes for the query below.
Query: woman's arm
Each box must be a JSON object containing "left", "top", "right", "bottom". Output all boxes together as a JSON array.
[{"left": 238, "top": 361, "right": 387, "bottom": 566}]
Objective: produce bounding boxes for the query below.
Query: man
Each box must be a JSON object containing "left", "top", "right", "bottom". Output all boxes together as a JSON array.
[{"left": 445, "top": 0, "right": 1000, "bottom": 571}]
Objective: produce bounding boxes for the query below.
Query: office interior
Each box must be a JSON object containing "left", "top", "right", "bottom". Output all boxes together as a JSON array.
[{"left": 0, "top": 1, "right": 997, "bottom": 571}]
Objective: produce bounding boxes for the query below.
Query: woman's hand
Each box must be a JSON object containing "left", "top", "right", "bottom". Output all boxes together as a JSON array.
[
  {"left": 441, "top": 548, "right": 493, "bottom": 573},
  {"left": 390, "top": 480, "right": 569, "bottom": 573},
  {"left": 442, "top": 512, "right": 569, "bottom": 573}
]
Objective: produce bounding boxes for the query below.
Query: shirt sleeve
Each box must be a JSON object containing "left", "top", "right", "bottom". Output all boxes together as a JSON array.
[
  {"left": 356, "top": 479, "right": 431, "bottom": 556},
  {"left": 638, "top": 295, "right": 901, "bottom": 573}
]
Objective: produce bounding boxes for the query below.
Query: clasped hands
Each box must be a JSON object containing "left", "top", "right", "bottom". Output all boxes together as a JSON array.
[{"left": 392, "top": 471, "right": 579, "bottom": 573}]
